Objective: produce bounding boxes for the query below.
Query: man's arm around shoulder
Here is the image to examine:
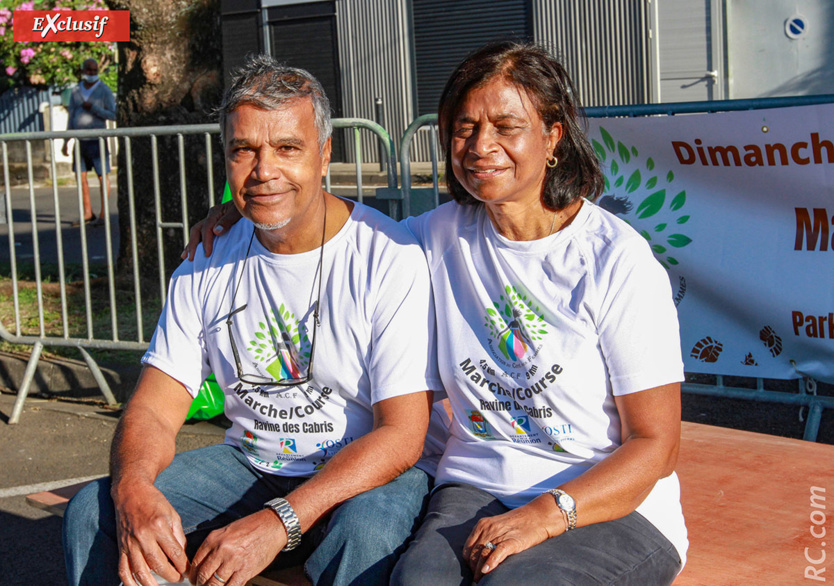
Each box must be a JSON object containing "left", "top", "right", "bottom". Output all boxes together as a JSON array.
[{"left": 109, "top": 365, "right": 193, "bottom": 586}]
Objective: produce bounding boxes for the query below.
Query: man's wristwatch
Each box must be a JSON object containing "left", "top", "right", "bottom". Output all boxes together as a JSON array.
[
  {"left": 546, "top": 489, "right": 577, "bottom": 531},
  {"left": 265, "top": 497, "right": 302, "bottom": 551}
]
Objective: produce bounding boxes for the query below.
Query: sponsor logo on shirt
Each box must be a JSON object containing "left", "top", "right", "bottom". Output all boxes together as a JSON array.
[
  {"left": 511, "top": 415, "right": 531, "bottom": 435},
  {"left": 241, "top": 430, "right": 258, "bottom": 455},
  {"left": 273, "top": 437, "right": 306, "bottom": 461},
  {"left": 277, "top": 438, "right": 297, "bottom": 454},
  {"left": 467, "top": 410, "right": 495, "bottom": 440},
  {"left": 483, "top": 285, "right": 547, "bottom": 368},
  {"left": 252, "top": 457, "right": 284, "bottom": 470}
]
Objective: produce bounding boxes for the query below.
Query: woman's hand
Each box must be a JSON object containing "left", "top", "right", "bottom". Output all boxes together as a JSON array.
[
  {"left": 463, "top": 494, "right": 562, "bottom": 582},
  {"left": 182, "top": 202, "right": 242, "bottom": 261}
]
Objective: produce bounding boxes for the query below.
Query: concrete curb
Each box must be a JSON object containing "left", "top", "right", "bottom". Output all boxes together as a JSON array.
[{"left": 0, "top": 349, "right": 141, "bottom": 404}]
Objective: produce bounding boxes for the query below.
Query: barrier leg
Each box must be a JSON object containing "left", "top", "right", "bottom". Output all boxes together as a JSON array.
[
  {"left": 803, "top": 403, "right": 823, "bottom": 443},
  {"left": 77, "top": 346, "right": 119, "bottom": 407},
  {"left": 9, "top": 341, "right": 44, "bottom": 424}
]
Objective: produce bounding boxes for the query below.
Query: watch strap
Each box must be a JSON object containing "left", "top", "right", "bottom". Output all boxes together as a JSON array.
[
  {"left": 546, "top": 488, "right": 577, "bottom": 531},
  {"left": 265, "top": 497, "right": 302, "bottom": 551}
]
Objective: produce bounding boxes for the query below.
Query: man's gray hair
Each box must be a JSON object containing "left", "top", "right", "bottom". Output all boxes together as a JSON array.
[{"left": 218, "top": 54, "right": 332, "bottom": 151}]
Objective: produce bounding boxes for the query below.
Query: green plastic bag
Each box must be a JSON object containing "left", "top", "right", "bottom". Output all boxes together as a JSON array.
[
  {"left": 185, "top": 183, "right": 233, "bottom": 421},
  {"left": 186, "top": 374, "right": 225, "bottom": 421}
]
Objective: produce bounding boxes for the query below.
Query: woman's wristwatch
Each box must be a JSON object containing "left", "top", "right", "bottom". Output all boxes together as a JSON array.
[
  {"left": 546, "top": 489, "right": 577, "bottom": 531},
  {"left": 265, "top": 497, "right": 303, "bottom": 551}
]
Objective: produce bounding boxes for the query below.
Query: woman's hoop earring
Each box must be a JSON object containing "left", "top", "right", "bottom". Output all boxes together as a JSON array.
[{"left": 546, "top": 156, "right": 558, "bottom": 168}]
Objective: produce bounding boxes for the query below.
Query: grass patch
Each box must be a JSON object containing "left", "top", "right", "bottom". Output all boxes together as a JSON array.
[{"left": 0, "top": 263, "right": 163, "bottom": 366}]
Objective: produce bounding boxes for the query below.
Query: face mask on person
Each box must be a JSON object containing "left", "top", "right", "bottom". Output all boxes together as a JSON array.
[{"left": 82, "top": 74, "right": 99, "bottom": 84}]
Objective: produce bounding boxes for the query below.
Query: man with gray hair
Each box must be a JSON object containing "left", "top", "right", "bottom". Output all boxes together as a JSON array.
[{"left": 63, "top": 55, "right": 443, "bottom": 586}]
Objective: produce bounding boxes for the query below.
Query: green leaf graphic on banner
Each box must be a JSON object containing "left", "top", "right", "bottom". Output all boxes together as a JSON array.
[
  {"left": 595, "top": 128, "right": 693, "bottom": 271},
  {"left": 625, "top": 170, "right": 641, "bottom": 193},
  {"left": 670, "top": 191, "right": 686, "bottom": 211},
  {"left": 592, "top": 139, "right": 606, "bottom": 162},
  {"left": 600, "top": 127, "right": 615, "bottom": 152},
  {"left": 637, "top": 190, "right": 666, "bottom": 218},
  {"left": 667, "top": 234, "right": 692, "bottom": 248},
  {"left": 618, "top": 141, "right": 631, "bottom": 163}
]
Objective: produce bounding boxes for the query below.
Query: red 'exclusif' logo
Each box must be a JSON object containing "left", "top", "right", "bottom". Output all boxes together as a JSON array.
[{"left": 13, "top": 10, "right": 129, "bottom": 42}]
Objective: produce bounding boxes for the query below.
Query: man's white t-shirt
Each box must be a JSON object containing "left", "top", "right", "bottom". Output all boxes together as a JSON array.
[
  {"left": 405, "top": 199, "right": 688, "bottom": 565},
  {"left": 144, "top": 201, "right": 443, "bottom": 477}
]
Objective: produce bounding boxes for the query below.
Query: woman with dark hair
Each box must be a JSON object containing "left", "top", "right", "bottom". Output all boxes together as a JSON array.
[
  {"left": 390, "top": 41, "right": 686, "bottom": 584},
  {"left": 186, "top": 40, "right": 686, "bottom": 585}
]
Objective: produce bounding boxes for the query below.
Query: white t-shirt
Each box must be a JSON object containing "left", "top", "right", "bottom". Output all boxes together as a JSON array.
[
  {"left": 144, "top": 201, "right": 443, "bottom": 477},
  {"left": 405, "top": 199, "right": 688, "bottom": 564}
]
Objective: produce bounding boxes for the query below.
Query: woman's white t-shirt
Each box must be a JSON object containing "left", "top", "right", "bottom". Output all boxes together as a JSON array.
[{"left": 406, "top": 199, "right": 688, "bottom": 564}]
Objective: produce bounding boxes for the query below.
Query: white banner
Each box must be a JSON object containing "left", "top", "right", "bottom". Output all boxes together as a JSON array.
[{"left": 587, "top": 105, "right": 834, "bottom": 383}]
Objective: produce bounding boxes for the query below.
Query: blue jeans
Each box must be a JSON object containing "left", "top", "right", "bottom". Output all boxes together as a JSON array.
[
  {"left": 390, "top": 482, "right": 682, "bottom": 586},
  {"left": 63, "top": 444, "right": 431, "bottom": 586}
]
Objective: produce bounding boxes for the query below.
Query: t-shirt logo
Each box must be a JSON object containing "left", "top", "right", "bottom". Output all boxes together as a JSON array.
[
  {"left": 277, "top": 438, "right": 297, "bottom": 454},
  {"left": 241, "top": 430, "right": 258, "bottom": 455},
  {"left": 484, "top": 285, "right": 548, "bottom": 366},
  {"left": 245, "top": 304, "right": 311, "bottom": 381},
  {"left": 511, "top": 415, "right": 532, "bottom": 435},
  {"left": 467, "top": 410, "right": 494, "bottom": 439}
]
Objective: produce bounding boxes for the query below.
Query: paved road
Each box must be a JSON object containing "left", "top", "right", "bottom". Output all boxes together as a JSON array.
[
  {"left": 0, "top": 175, "right": 119, "bottom": 269},
  {"left": 0, "top": 391, "right": 225, "bottom": 585}
]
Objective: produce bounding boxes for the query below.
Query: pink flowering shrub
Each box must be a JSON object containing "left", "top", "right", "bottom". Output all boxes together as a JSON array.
[{"left": 0, "top": 0, "right": 116, "bottom": 91}]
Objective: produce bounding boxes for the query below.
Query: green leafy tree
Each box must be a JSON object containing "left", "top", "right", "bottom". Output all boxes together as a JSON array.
[{"left": 0, "top": 0, "right": 116, "bottom": 93}]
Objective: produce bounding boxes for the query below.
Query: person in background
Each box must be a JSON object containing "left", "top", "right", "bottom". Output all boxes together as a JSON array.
[{"left": 62, "top": 57, "right": 115, "bottom": 227}]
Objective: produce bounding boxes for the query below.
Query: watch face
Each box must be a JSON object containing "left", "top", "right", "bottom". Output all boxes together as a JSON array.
[{"left": 557, "top": 493, "right": 576, "bottom": 511}]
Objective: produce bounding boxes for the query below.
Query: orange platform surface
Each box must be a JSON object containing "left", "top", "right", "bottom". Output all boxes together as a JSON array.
[{"left": 674, "top": 422, "right": 832, "bottom": 585}]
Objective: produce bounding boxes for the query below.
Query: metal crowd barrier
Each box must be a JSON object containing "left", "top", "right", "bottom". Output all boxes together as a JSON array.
[
  {"left": 396, "top": 96, "right": 834, "bottom": 442},
  {"left": 0, "top": 118, "right": 397, "bottom": 423}
]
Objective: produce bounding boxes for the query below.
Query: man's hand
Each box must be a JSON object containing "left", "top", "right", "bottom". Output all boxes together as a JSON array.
[
  {"left": 61, "top": 141, "right": 69, "bottom": 157},
  {"left": 82, "top": 101, "right": 92, "bottom": 110},
  {"left": 182, "top": 202, "right": 242, "bottom": 261},
  {"left": 189, "top": 509, "right": 287, "bottom": 586},
  {"left": 109, "top": 366, "right": 195, "bottom": 585},
  {"left": 113, "top": 482, "right": 189, "bottom": 586}
]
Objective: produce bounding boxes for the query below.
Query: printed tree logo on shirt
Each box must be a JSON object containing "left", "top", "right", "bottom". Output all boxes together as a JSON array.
[
  {"left": 591, "top": 127, "right": 694, "bottom": 270},
  {"left": 484, "top": 285, "right": 548, "bottom": 362},
  {"left": 245, "top": 304, "right": 312, "bottom": 381}
]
